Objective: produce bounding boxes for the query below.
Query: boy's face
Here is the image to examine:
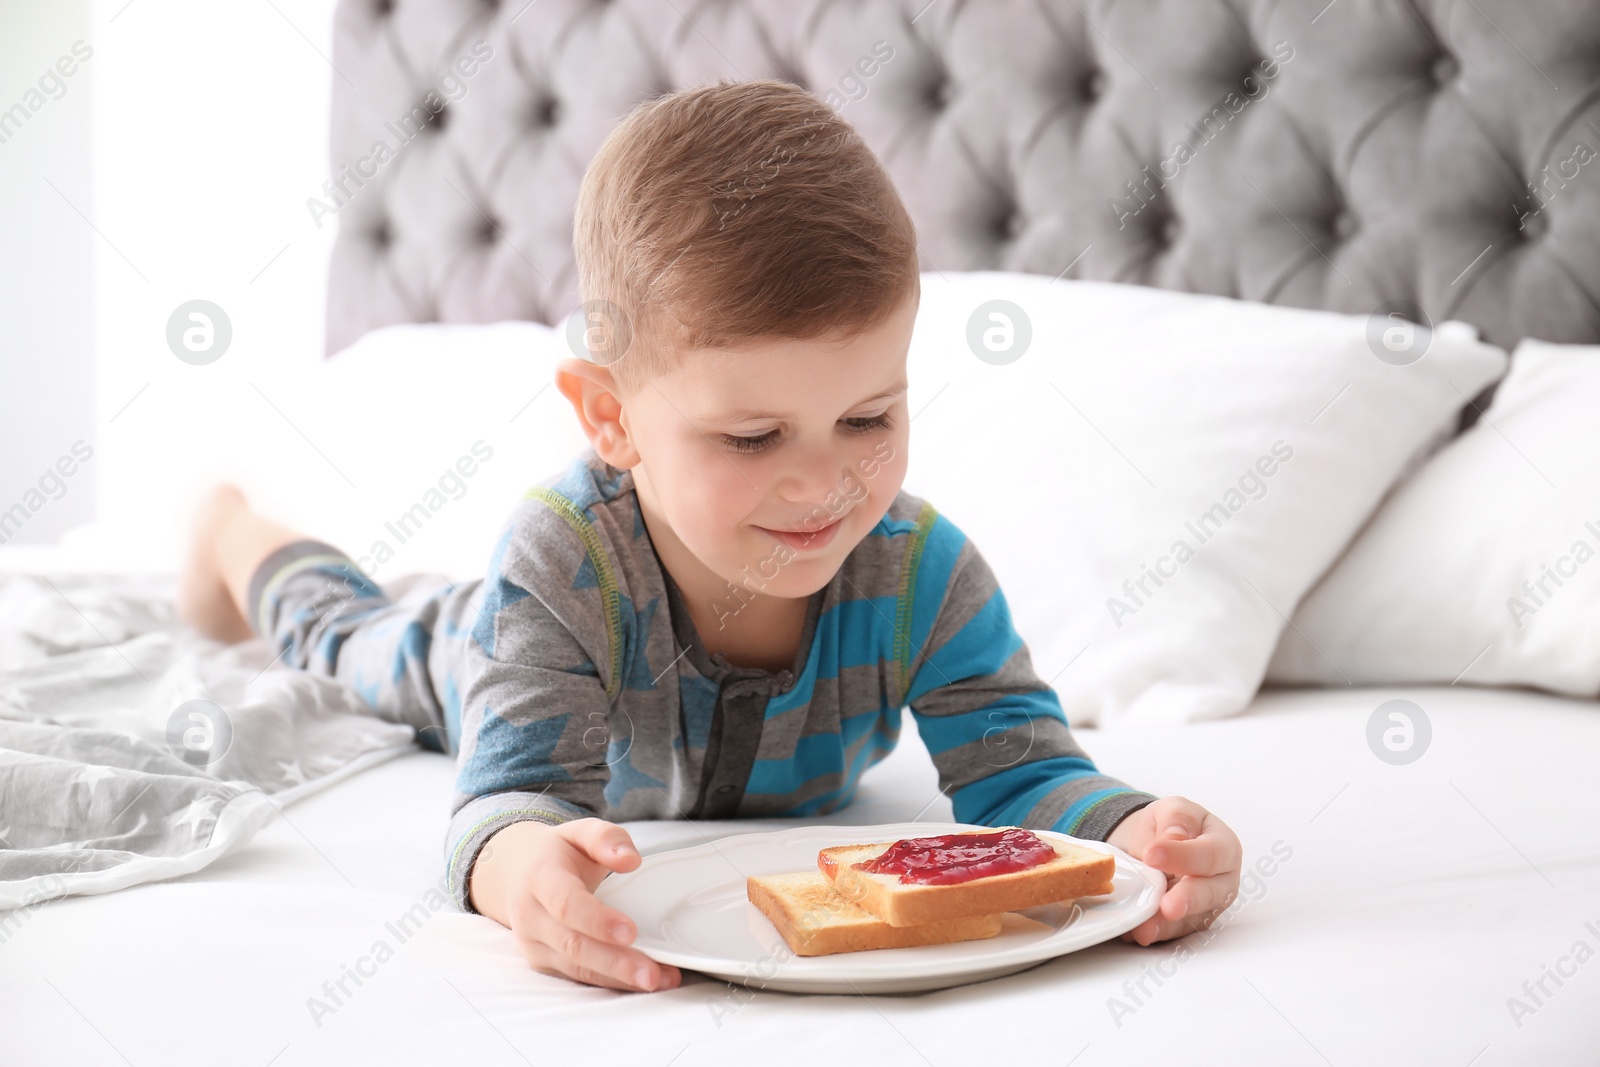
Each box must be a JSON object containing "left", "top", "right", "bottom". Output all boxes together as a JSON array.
[{"left": 615, "top": 293, "right": 916, "bottom": 603}]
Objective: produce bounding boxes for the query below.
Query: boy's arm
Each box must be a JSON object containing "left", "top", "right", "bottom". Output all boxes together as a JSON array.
[
  {"left": 444, "top": 498, "right": 619, "bottom": 913},
  {"left": 902, "top": 510, "right": 1157, "bottom": 841}
]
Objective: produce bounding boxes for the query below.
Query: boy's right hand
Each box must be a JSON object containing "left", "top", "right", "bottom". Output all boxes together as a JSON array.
[{"left": 468, "top": 817, "right": 682, "bottom": 992}]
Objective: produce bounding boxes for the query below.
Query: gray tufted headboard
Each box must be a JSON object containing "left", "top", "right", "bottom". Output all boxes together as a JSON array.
[{"left": 322, "top": 0, "right": 1600, "bottom": 358}]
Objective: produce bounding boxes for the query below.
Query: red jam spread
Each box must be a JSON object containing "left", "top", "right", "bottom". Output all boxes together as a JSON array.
[{"left": 852, "top": 827, "right": 1057, "bottom": 886}]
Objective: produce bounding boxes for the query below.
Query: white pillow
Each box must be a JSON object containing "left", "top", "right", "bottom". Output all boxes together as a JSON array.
[
  {"left": 902, "top": 272, "right": 1507, "bottom": 728},
  {"left": 86, "top": 273, "right": 1506, "bottom": 730},
  {"left": 1266, "top": 338, "right": 1600, "bottom": 694}
]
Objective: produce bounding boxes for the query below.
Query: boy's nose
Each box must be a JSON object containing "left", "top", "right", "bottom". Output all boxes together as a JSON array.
[{"left": 775, "top": 451, "right": 858, "bottom": 508}]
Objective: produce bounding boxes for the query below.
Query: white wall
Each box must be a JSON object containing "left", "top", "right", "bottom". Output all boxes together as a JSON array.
[
  {"left": 6, "top": 1, "right": 354, "bottom": 554},
  {"left": 80, "top": 0, "right": 343, "bottom": 564},
  {"left": 0, "top": 0, "right": 96, "bottom": 545},
  {"left": 55, "top": 0, "right": 586, "bottom": 581}
]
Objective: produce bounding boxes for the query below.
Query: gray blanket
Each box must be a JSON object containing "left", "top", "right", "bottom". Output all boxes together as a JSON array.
[{"left": 0, "top": 569, "right": 416, "bottom": 912}]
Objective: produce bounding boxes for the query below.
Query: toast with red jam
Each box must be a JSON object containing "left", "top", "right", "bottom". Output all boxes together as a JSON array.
[{"left": 817, "top": 826, "right": 1114, "bottom": 927}]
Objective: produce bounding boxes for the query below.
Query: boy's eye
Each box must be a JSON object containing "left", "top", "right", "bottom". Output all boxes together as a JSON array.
[
  {"left": 721, "top": 412, "right": 893, "bottom": 454},
  {"left": 723, "top": 430, "right": 779, "bottom": 453},
  {"left": 843, "top": 413, "right": 894, "bottom": 434}
]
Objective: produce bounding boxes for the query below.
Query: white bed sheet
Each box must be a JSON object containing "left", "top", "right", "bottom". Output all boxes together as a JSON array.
[{"left": 4, "top": 657, "right": 1597, "bottom": 1066}]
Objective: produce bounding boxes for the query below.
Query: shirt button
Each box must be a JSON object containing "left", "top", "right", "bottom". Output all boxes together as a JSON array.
[{"left": 715, "top": 784, "right": 735, "bottom": 795}]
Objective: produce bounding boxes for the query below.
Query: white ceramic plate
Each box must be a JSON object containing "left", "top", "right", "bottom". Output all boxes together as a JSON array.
[{"left": 594, "top": 821, "right": 1165, "bottom": 994}]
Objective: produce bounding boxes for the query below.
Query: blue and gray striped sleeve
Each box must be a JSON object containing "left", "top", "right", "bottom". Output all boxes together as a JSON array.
[
  {"left": 443, "top": 496, "right": 616, "bottom": 913},
  {"left": 901, "top": 509, "right": 1158, "bottom": 842}
]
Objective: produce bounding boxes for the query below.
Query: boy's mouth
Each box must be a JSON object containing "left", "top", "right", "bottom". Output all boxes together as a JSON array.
[{"left": 755, "top": 515, "right": 844, "bottom": 551}]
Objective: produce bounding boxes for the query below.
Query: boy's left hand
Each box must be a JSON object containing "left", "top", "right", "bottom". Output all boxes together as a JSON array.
[{"left": 1104, "top": 796, "right": 1241, "bottom": 946}]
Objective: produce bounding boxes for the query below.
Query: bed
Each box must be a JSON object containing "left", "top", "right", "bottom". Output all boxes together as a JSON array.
[
  {"left": 7, "top": 0, "right": 1600, "bottom": 1063},
  {"left": 5, "top": 653, "right": 1598, "bottom": 1064}
]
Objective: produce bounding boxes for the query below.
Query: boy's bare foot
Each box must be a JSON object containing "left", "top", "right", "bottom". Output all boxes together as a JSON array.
[{"left": 177, "top": 483, "right": 255, "bottom": 643}]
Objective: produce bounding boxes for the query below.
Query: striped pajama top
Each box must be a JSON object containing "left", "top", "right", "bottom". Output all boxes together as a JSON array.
[{"left": 445, "top": 447, "right": 1157, "bottom": 912}]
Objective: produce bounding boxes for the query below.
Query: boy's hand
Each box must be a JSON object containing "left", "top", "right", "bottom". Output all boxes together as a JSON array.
[
  {"left": 469, "top": 817, "right": 681, "bottom": 992},
  {"left": 1104, "top": 796, "right": 1241, "bottom": 947}
]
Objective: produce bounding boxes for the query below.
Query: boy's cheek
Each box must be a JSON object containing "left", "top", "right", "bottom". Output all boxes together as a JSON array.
[
  {"left": 859, "top": 437, "right": 908, "bottom": 503},
  {"left": 691, "top": 464, "right": 765, "bottom": 529}
]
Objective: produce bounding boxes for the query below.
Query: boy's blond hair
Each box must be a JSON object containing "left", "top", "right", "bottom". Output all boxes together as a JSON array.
[{"left": 572, "top": 79, "right": 920, "bottom": 395}]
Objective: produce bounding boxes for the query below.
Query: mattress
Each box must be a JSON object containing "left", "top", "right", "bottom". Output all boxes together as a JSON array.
[{"left": 4, "top": 624, "right": 1596, "bottom": 1066}]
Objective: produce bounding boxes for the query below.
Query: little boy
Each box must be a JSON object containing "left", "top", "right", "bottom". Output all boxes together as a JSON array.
[{"left": 178, "top": 80, "right": 1240, "bottom": 993}]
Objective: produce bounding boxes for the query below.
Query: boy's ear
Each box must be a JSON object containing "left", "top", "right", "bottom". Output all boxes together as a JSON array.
[{"left": 554, "top": 357, "right": 641, "bottom": 469}]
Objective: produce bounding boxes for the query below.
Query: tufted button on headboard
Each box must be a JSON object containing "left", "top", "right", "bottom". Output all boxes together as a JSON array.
[{"left": 322, "top": 0, "right": 1600, "bottom": 356}]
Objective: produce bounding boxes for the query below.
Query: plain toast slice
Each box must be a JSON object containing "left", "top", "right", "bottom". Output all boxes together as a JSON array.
[
  {"left": 818, "top": 826, "right": 1115, "bottom": 927},
  {"left": 747, "top": 870, "right": 1005, "bottom": 956}
]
